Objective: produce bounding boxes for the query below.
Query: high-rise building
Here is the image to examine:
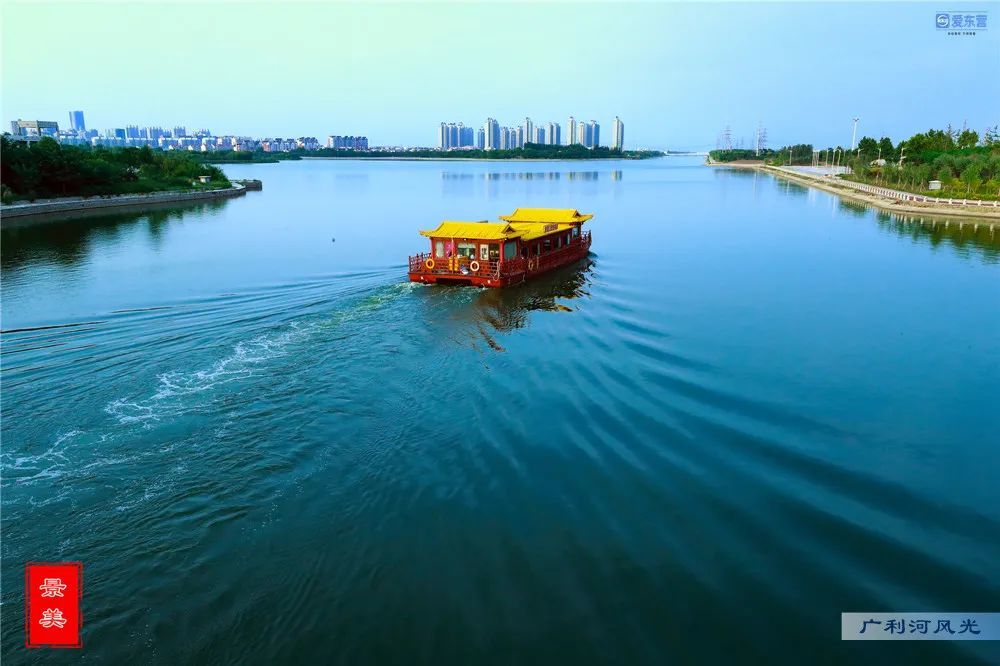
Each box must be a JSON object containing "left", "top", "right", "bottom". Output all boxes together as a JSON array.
[
  {"left": 577, "top": 122, "right": 587, "bottom": 147},
  {"left": 611, "top": 117, "right": 624, "bottom": 151},
  {"left": 567, "top": 116, "right": 577, "bottom": 145},
  {"left": 534, "top": 127, "right": 545, "bottom": 144},
  {"left": 545, "top": 122, "right": 561, "bottom": 146},
  {"left": 459, "top": 123, "right": 474, "bottom": 148},
  {"left": 501, "top": 127, "right": 512, "bottom": 150},
  {"left": 68, "top": 110, "right": 86, "bottom": 132},
  {"left": 126, "top": 125, "right": 140, "bottom": 139},
  {"left": 484, "top": 118, "right": 500, "bottom": 150},
  {"left": 327, "top": 135, "right": 369, "bottom": 150},
  {"left": 475, "top": 128, "right": 485, "bottom": 149},
  {"left": 438, "top": 122, "right": 448, "bottom": 149},
  {"left": 10, "top": 119, "right": 59, "bottom": 136},
  {"left": 523, "top": 118, "right": 533, "bottom": 146},
  {"left": 515, "top": 127, "right": 524, "bottom": 148},
  {"left": 589, "top": 120, "right": 600, "bottom": 148},
  {"left": 173, "top": 126, "right": 187, "bottom": 138}
]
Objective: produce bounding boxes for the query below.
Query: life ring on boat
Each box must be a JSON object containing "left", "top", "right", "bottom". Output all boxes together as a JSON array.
[
  {"left": 424, "top": 258, "right": 435, "bottom": 270},
  {"left": 469, "top": 260, "right": 480, "bottom": 272},
  {"left": 528, "top": 258, "right": 537, "bottom": 271}
]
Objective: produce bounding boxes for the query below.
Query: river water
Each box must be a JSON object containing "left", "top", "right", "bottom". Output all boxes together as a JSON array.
[{"left": 2, "top": 157, "right": 998, "bottom": 664}]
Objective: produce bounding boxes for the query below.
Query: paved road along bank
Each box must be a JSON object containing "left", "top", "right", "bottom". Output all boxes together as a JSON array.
[{"left": 762, "top": 166, "right": 999, "bottom": 222}]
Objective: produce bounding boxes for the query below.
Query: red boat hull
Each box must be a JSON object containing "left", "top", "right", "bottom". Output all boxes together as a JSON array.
[{"left": 408, "top": 233, "right": 591, "bottom": 288}]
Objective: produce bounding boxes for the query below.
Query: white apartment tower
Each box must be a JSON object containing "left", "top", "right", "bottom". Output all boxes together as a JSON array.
[{"left": 611, "top": 117, "right": 624, "bottom": 151}]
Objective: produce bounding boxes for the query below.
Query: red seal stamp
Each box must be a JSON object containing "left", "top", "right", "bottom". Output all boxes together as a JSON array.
[{"left": 25, "top": 562, "right": 82, "bottom": 648}]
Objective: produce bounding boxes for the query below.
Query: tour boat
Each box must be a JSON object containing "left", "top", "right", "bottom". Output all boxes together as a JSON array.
[{"left": 408, "top": 208, "right": 593, "bottom": 287}]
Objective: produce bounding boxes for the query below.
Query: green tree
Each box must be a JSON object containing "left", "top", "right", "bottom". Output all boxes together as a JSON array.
[
  {"left": 960, "top": 164, "right": 982, "bottom": 194},
  {"left": 856, "top": 136, "right": 878, "bottom": 159},
  {"left": 956, "top": 129, "right": 979, "bottom": 149}
]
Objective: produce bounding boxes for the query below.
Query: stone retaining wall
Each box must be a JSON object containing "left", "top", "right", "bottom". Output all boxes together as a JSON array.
[{"left": 0, "top": 184, "right": 247, "bottom": 222}]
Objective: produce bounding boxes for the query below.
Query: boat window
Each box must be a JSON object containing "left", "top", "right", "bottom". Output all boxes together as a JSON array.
[
  {"left": 556, "top": 236, "right": 562, "bottom": 248},
  {"left": 435, "top": 241, "right": 445, "bottom": 257},
  {"left": 488, "top": 244, "right": 500, "bottom": 260},
  {"left": 566, "top": 234, "right": 571, "bottom": 245},
  {"left": 504, "top": 241, "right": 518, "bottom": 260},
  {"left": 572, "top": 226, "right": 579, "bottom": 237},
  {"left": 480, "top": 245, "right": 490, "bottom": 260},
  {"left": 543, "top": 239, "right": 552, "bottom": 253},
  {"left": 457, "top": 242, "right": 476, "bottom": 258}
]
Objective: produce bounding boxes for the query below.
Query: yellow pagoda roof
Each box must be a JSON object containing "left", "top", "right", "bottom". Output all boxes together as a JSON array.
[
  {"left": 510, "top": 222, "right": 577, "bottom": 241},
  {"left": 419, "top": 220, "right": 523, "bottom": 240},
  {"left": 499, "top": 208, "right": 594, "bottom": 224}
]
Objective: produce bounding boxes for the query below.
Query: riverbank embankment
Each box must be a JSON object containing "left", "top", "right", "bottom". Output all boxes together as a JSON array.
[
  {"left": 0, "top": 183, "right": 251, "bottom": 227},
  {"left": 709, "top": 161, "right": 1000, "bottom": 222}
]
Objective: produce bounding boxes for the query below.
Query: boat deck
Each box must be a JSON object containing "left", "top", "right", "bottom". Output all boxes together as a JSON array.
[{"left": 409, "top": 231, "right": 591, "bottom": 287}]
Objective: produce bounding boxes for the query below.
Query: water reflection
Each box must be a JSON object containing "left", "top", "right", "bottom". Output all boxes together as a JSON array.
[
  {"left": 472, "top": 258, "right": 593, "bottom": 331},
  {"left": 416, "top": 258, "right": 594, "bottom": 352},
  {"left": 0, "top": 199, "right": 230, "bottom": 273},
  {"left": 830, "top": 198, "right": 999, "bottom": 260},
  {"left": 874, "top": 211, "right": 999, "bottom": 262},
  {"left": 442, "top": 170, "right": 610, "bottom": 181}
]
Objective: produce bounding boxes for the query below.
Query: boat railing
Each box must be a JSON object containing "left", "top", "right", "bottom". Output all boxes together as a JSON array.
[
  {"left": 501, "top": 232, "right": 592, "bottom": 276},
  {"left": 408, "top": 253, "right": 503, "bottom": 279},
  {"left": 408, "top": 231, "right": 591, "bottom": 279}
]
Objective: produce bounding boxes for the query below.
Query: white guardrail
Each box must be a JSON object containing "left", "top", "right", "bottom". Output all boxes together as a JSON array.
[
  {"left": 842, "top": 180, "right": 998, "bottom": 208},
  {"left": 779, "top": 168, "right": 998, "bottom": 208},
  {"left": 808, "top": 172, "right": 1000, "bottom": 208}
]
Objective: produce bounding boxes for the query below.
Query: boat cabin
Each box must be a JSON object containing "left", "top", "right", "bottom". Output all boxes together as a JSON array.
[{"left": 408, "top": 208, "right": 593, "bottom": 287}]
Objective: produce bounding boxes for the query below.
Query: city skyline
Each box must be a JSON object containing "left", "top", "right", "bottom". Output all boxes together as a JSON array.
[
  {"left": 439, "top": 116, "right": 610, "bottom": 150},
  {"left": 2, "top": 3, "right": 996, "bottom": 151}
]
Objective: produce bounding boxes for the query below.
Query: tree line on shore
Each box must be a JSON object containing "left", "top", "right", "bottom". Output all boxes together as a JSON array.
[
  {"left": 193, "top": 143, "right": 662, "bottom": 162},
  {"left": 1, "top": 136, "right": 231, "bottom": 203},
  {"left": 709, "top": 126, "right": 1000, "bottom": 199},
  {"left": 846, "top": 127, "right": 999, "bottom": 199}
]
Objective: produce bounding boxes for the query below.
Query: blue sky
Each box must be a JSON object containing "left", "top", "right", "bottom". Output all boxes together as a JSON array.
[{"left": 2, "top": 1, "right": 997, "bottom": 150}]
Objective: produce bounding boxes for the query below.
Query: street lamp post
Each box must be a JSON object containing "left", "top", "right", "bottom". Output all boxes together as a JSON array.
[{"left": 851, "top": 117, "right": 859, "bottom": 151}]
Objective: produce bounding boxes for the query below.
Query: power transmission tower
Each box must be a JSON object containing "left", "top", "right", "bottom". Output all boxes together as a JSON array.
[
  {"left": 721, "top": 125, "right": 732, "bottom": 151},
  {"left": 754, "top": 123, "right": 768, "bottom": 156}
]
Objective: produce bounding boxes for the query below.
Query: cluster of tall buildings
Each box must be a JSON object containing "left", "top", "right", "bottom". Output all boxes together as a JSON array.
[
  {"left": 326, "top": 135, "right": 369, "bottom": 150},
  {"left": 5, "top": 110, "right": 371, "bottom": 154},
  {"left": 6, "top": 108, "right": 624, "bottom": 154},
  {"left": 439, "top": 116, "right": 624, "bottom": 151}
]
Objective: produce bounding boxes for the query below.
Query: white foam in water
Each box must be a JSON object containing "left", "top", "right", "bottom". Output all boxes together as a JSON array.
[
  {"left": 100, "top": 283, "right": 414, "bottom": 428},
  {"left": 104, "top": 322, "right": 313, "bottom": 426},
  {"left": 1, "top": 428, "right": 79, "bottom": 474}
]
